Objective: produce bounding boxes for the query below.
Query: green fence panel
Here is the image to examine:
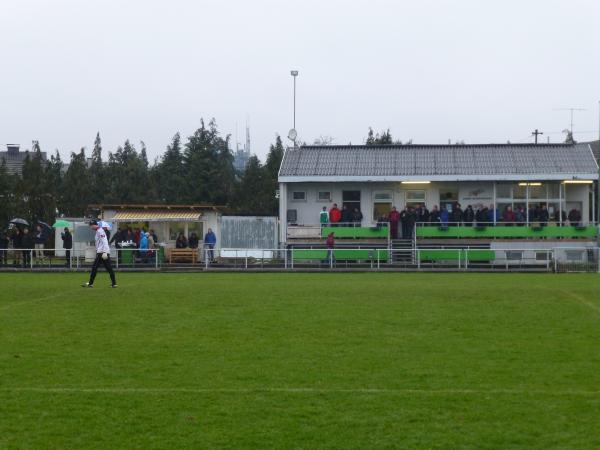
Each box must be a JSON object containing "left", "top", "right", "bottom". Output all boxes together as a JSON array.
[
  {"left": 321, "top": 226, "right": 389, "bottom": 238},
  {"left": 418, "top": 249, "right": 495, "bottom": 261},
  {"left": 292, "top": 249, "right": 389, "bottom": 261},
  {"left": 416, "top": 225, "right": 597, "bottom": 239}
]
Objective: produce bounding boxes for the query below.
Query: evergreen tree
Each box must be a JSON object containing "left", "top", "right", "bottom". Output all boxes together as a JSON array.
[
  {"left": 262, "top": 135, "right": 285, "bottom": 214},
  {"left": 89, "top": 132, "right": 105, "bottom": 201},
  {"left": 234, "top": 156, "right": 270, "bottom": 214},
  {"left": 0, "top": 160, "right": 17, "bottom": 227},
  {"left": 62, "top": 149, "right": 92, "bottom": 216},
  {"left": 183, "top": 119, "right": 235, "bottom": 205},
  {"left": 42, "top": 150, "right": 63, "bottom": 222},
  {"left": 17, "top": 142, "right": 46, "bottom": 222},
  {"left": 153, "top": 133, "right": 185, "bottom": 203},
  {"left": 365, "top": 127, "right": 398, "bottom": 145},
  {"left": 105, "top": 140, "right": 149, "bottom": 203}
]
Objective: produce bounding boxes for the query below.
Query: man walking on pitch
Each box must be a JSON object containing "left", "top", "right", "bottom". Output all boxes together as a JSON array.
[{"left": 82, "top": 220, "right": 117, "bottom": 288}]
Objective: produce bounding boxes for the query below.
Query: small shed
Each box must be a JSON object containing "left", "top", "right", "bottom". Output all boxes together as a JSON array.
[{"left": 90, "top": 204, "right": 223, "bottom": 250}]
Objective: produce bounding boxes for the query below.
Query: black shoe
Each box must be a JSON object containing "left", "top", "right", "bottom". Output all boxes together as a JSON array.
[{"left": 81, "top": 283, "right": 93, "bottom": 288}]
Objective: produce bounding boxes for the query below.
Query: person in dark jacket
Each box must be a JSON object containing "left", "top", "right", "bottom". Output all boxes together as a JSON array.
[
  {"left": 10, "top": 228, "right": 22, "bottom": 267},
  {"left": 61, "top": 227, "right": 73, "bottom": 267},
  {"left": 450, "top": 202, "right": 463, "bottom": 225},
  {"left": 463, "top": 205, "right": 475, "bottom": 226},
  {"left": 539, "top": 204, "right": 549, "bottom": 226},
  {"left": 341, "top": 205, "right": 352, "bottom": 226},
  {"left": 502, "top": 206, "right": 516, "bottom": 225},
  {"left": 0, "top": 229, "right": 8, "bottom": 266},
  {"left": 188, "top": 232, "right": 199, "bottom": 249},
  {"left": 351, "top": 208, "right": 363, "bottom": 227},
  {"left": 21, "top": 227, "right": 34, "bottom": 268},
  {"left": 429, "top": 205, "right": 440, "bottom": 224},
  {"left": 405, "top": 207, "right": 417, "bottom": 238},
  {"left": 175, "top": 233, "right": 187, "bottom": 248},
  {"left": 568, "top": 208, "right": 582, "bottom": 227}
]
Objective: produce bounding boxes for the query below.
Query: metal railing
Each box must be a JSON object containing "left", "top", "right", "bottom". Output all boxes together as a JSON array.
[{"left": 1, "top": 245, "right": 598, "bottom": 273}]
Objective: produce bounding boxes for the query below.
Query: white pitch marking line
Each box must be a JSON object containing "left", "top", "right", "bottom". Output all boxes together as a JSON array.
[
  {"left": 2, "top": 387, "right": 600, "bottom": 396},
  {"left": 559, "top": 289, "right": 600, "bottom": 316}
]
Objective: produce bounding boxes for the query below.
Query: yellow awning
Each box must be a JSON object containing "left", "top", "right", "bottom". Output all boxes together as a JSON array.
[{"left": 112, "top": 209, "right": 202, "bottom": 222}]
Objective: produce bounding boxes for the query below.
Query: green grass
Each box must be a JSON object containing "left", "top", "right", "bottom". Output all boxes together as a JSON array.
[{"left": 1, "top": 273, "right": 600, "bottom": 449}]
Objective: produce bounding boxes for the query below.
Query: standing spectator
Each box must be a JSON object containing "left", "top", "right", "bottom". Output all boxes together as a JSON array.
[
  {"left": 568, "top": 208, "right": 582, "bottom": 227},
  {"left": 11, "top": 228, "right": 22, "bottom": 267},
  {"left": 34, "top": 224, "right": 47, "bottom": 263},
  {"left": 149, "top": 229, "right": 158, "bottom": 244},
  {"left": 417, "top": 203, "right": 430, "bottom": 223},
  {"left": 388, "top": 206, "right": 401, "bottom": 239},
  {"left": 351, "top": 208, "right": 363, "bottom": 227},
  {"left": 0, "top": 229, "right": 8, "bottom": 266},
  {"left": 406, "top": 207, "right": 417, "bottom": 238},
  {"left": 21, "top": 227, "right": 34, "bottom": 268},
  {"left": 204, "top": 228, "right": 217, "bottom": 262},
  {"left": 463, "top": 205, "right": 475, "bottom": 226},
  {"left": 329, "top": 203, "right": 341, "bottom": 226},
  {"left": 61, "top": 227, "right": 73, "bottom": 267},
  {"left": 539, "top": 204, "right": 549, "bottom": 227},
  {"left": 488, "top": 204, "right": 500, "bottom": 225},
  {"left": 515, "top": 206, "right": 526, "bottom": 225},
  {"left": 326, "top": 232, "right": 335, "bottom": 265},
  {"left": 451, "top": 202, "right": 463, "bottom": 225},
  {"left": 502, "top": 206, "right": 516, "bottom": 224},
  {"left": 175, "top": 233, "right": 188, "bottom": 248},
  {"left": 188, "top": 232, "right": 199, "bottom": 249},
  {"left": 139, "top": 231, "right": 149, "bottom": 259},
  {"left": 429, "top": 205, "right": 440, "bottom": 224},
  {"left": 319, "top": 206, "right": 329, "bottom": 228},
  {"left": 341, "top": 205, "right": 352, "bottom": 226},
  {"left": 400, "top": 207, "right": 409, "bottom": 238},
  {"left": 147, "top": 231, "right": 155, "bottom": 249},
  {"left": 528, "top": 205, "right": 539, "bottom": 224},
  {"left": 440, "top": 206, "right": 449, "bottom": 226}
]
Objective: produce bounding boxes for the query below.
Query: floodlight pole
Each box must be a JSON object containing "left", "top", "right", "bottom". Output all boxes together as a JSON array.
[{"left": 291, "top": 70, "right": 298, "bottom": 131}]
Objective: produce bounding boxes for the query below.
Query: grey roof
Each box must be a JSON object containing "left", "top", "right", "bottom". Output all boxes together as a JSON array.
[
  {"left": 279, "top": 143, "right": 599, "bottom": 181},
  {"left": 588, "top": 140, "right": 600, "bottom": 162},
  {"left": 0, "top": 147, "right": 47, "bottom": 175}
]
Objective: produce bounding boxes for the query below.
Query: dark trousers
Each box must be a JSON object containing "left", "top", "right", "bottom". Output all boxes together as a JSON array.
[
  {"left": 22, "top": 250, "right": 31, "bottom": 268},
  {"left": 65, "top": 249, "right": 71, "bottom": 266},
  {"left": 89, "top": 253, "right": 116, "bottom": 286}
]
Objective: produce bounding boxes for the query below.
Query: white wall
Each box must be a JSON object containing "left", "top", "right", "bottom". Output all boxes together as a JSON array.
[{"left": 283, "top": 182, "right": 439, "bottom": 226}]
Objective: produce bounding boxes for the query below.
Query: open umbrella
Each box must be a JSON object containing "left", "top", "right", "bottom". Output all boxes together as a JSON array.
[
  {"left": 37, "top": 220, "right": 52, "bottom": 231},
  {"left": 10, "top": 218, "right": 29, "bottom": 226},
  {"left": 52, "top": 219, "right": 73, "bottom": 228},
  {"left": 99, "top": 221, "right": 113, "bottom": 230}
]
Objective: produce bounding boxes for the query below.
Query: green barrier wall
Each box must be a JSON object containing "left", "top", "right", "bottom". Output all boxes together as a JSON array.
[
  {"left": 416, "top": 225, "right": 597, "bottom": 239},
  {"left": 292, "top": 249, "right": 389, "bottom": 261},
  {"left": 418, "top": 249, "right": 496, "bottom": 261},
  {"left": 321, "top": 226, "right": 388, "bottom": 238}
]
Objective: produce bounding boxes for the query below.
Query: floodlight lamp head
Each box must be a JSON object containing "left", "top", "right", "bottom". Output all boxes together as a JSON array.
[{"left": 290, "top": 70, "right": 299, "bottom": 77}]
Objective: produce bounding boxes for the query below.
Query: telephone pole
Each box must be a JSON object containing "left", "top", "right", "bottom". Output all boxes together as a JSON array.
[{"left": 531, "top": 129, "right": 543, "bottom": 144}]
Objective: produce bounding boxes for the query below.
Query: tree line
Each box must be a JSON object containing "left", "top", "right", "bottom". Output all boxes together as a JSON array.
[{"left": 0, "top": 119, "right": 284, "bottom": 227}]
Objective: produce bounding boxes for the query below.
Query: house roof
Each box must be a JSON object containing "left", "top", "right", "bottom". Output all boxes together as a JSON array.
[
  {"left": 278, "top": 143, "right": 599, "bottom": 182},
  {"left": 588, "top": 140, "right": 600, "bottom": 162}
]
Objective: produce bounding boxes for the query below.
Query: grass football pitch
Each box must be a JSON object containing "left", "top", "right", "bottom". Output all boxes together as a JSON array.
[{"left": 1, "top": 272, "right": 600, "bottom": 449}]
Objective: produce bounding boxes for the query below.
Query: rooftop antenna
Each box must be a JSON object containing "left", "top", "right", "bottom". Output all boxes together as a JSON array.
[
  {"left": 531, "top": 129, "right": 543, "bottom": 144},
  {"left": 554, "top": 107, "right": 586, "bottom": 135},
  {"left": 245, "top": 116, "right": 251, "bottom": 154}
]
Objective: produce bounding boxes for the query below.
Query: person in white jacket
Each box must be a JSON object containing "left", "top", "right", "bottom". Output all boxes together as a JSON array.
[{"left": 82, "top": 220, "right": 117, "bottom": 288}]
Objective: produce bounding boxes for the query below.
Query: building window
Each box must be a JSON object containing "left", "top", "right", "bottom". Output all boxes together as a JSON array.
[
  {"left": 292, "top": 191, "right": 306, "bottom": 201},
  {"left": 373, "top": 191, "right": 393, "bottom": 220},
  {"left": 169, "top": 221, "right": 187, "bottom": 241},
  {"left": 565, "top": 251, "right": 584, "bottom": 261},
  {"left": 406, "top": 190, "right": 426, "bottom": 208},
  {"left": 506, "top": 251, "right": 523, "bottom": 260},
  {"left": 536, "top": 252, "right": 550, "bottom": 261},
  {"left": 343, "top": 190, "right": 361, "bottom": 214},
  {"left": 317, "top": 191, "right": 331, "bottom": 201},
  {"left": 287, "top": 209, "right": 298, "bottom": 223}
]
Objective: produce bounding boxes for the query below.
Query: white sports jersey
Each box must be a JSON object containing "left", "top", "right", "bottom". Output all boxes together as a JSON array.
[{"left": 95, "top": 227, "right": 110, "bottom": 254}]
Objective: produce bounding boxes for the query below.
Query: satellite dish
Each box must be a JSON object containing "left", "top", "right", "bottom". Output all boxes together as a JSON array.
[{"left": 288, "top": 129, "right": 297, "bottom": 141}]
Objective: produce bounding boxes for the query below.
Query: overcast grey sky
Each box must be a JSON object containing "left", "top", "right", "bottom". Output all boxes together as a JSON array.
[{"left": 1, "top": 0, "right": 599, "bottom": 162}]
